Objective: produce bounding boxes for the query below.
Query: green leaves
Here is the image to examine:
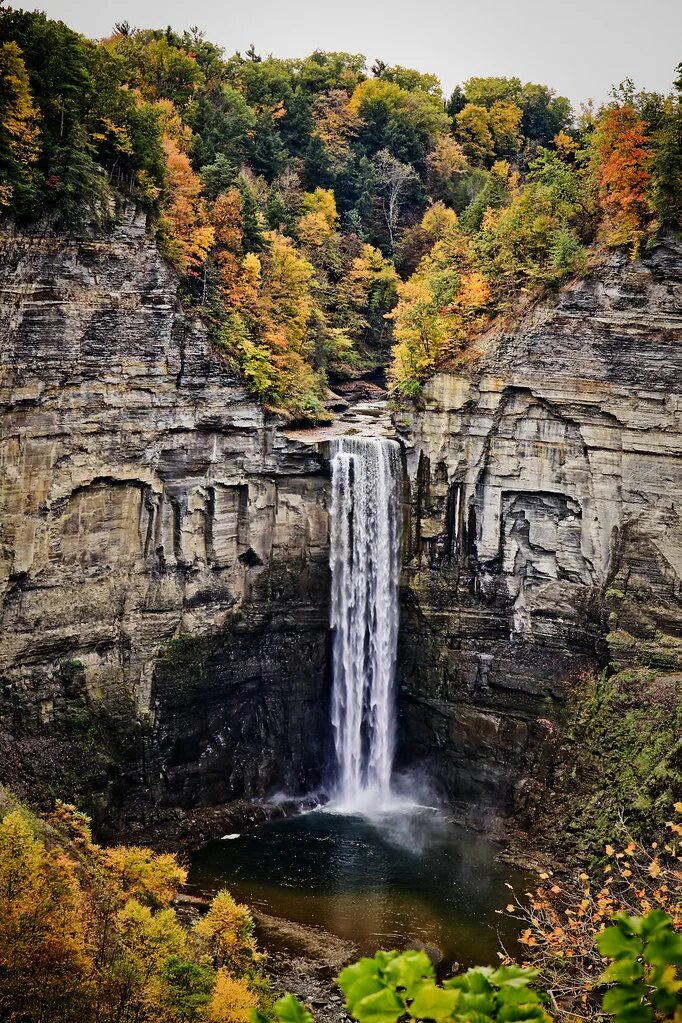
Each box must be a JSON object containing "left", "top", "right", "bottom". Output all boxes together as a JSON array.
[
  {"left": 274, "top": 993, "right": 316, "bottom": 1023},
  {"left": 596, "top": 926, "right": 644, "bottom": 960},
  {"left": 596, "top": 911, "right": 682, "bottom": 1023},
  {"left": 273, "top": 911, "right": 681, "bottom": 1023},
  {"left": 337, "top": 950, "right": 548, "bottom": 1023},
  {"left": 408, "top": 985, "right": 460, "bottom": 1020}
]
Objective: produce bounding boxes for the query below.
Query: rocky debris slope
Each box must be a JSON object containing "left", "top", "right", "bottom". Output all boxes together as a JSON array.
[
  {"left": 395, "top": 234, "right": 682, "bottom": 812},
  {"left": 0, "top": 213, "right": 332, "bottom": 824}
]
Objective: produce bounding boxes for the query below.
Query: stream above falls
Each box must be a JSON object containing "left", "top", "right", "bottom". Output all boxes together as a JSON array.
[{"left": 187, "top": 805, "right": 528, "bottom": 970}]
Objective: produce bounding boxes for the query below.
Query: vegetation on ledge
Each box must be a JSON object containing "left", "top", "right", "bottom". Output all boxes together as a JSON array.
[
  {"left": 1, "top": 10, "right": 681, "bottom": 414},
  {"left": 523, "top": 670, "right": 682, "bottom": 864}
]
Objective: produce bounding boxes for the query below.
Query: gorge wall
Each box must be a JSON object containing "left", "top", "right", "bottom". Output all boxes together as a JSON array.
[
  {"left": 0, "top": 212, "right": 331, "bottom": 830},
  {"left": 395, "top": 233, "right": 682, "bottom": 813},
  {"left": 1, "top": 218, "right": 681, "bottom": 834}
]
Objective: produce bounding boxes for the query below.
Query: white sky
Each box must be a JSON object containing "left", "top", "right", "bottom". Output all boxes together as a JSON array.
[{"left": 19, "top": 0, "right": 682, "bottom": 108}]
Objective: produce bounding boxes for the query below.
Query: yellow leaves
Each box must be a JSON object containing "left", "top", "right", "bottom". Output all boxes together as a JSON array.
[
  {"left": 389, "top": 223, "right": 492, "bottom": 393},
  {"left": 298, "top": 211, "right": 334, "bottom": 247},
  {"left": 103, "top": 846, "right": 186, "bottom": 909},
  {"left": 554, "top": 129, "right": 579, "bottom": 157},
  {"left": 301, "top": 187, "right": 338, "bottom": 227},
  {"left": 674, "top": 802, "right": 682, "bottom": 814},
  {"left": 426, "top": 133, "right": 467, "bottom": 182},
  {"left": 455, "top": 103, "right": 494, "bottom": 163},
  {"left": 298, "top": 189, "right": 338, "bottom": 247},
  {"left": 312, "top": 89, "right": 358, "bottom": 160},
  {"left": 421, "top": 201, "right": 458, "bottom": 239},
  {"left": 193, "top": 889, "right": 259, "bottom": 973},
  {"left": 0, "top": 801, "right": 269, "bottom": 1023},
  {"left": 649, "top": 859, "right": 662, "bottom": 878},
  {"left": 205, "top": 970, "right": 259, "bottom": 1023},
  {"left": 0, "top": 41, "right": 41, "bottom": 205},
  {"left": 506, "top": 904, "right": 516, "bottom": 913}
]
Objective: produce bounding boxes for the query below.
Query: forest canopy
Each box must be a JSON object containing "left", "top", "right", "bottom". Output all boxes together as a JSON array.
[{"left": 1, "top": 10, "right": 681, "bottom": 414}]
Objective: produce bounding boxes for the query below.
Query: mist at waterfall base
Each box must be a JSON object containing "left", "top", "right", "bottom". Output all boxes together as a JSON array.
[
  {"left": 188, "top": 809, "right": 527, "bottom": 967},
  {"left": 189, "top": 438, "right": 528, "bottom": 968}
]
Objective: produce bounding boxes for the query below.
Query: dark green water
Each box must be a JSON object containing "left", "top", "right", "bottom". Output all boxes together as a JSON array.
[{"left": 188, "top": 807, "right": 527, "bottom": 969}]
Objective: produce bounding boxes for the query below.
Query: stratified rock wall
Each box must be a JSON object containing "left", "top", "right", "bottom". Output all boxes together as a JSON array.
[
  {"left": 0, "top": 214, "right": 331, "bottom": 819},
  {"left": 3, "top": 218, "right": 681, "bottom": 830},
  {"left": 396, "top": 234, "right": 682, "bottom": 811}
]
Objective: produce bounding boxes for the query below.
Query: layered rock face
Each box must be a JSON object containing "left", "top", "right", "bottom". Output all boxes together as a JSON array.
[
  {"left": 0, "top": 214, "right": 331, "bottom": 821},
  {"left": 396, "top": 234, "right": 682, "bottom": 811}
]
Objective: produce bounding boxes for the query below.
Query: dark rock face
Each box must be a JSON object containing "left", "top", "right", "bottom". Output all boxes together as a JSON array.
[
  {"left": 0, "top": 217, "right": 332, "bottom": 823},
  {"left": 395, "top": 234, "right": 682, "bottom": 812}
]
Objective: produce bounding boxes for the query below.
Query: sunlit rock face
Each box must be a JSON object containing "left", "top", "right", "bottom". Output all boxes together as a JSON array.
[
  {"left": 0, "top": 213, "right": 332, "bottom": 821},
  {"left": 396, "top": 233, "right": 682, "bottom": 812}
]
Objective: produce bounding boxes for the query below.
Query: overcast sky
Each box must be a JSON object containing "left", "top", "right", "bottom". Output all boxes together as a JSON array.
[{"left": 22, "top": 0, "right": 682, "bottom": 108}]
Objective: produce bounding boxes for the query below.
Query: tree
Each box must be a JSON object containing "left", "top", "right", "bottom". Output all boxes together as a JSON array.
[
  {"left": 388, "top": 225, "right": 490, "bottom": 394},
  {"left": 488, "top": 101, "right": 522, "bottom": 158},
  {"left": 311, "top": 88, "right": 358, "bottom": 168},
  {"left": 455, "top": 101, "right": 522, "bottom": 164},
  {"left": 191, "top": 82, "right": 256, "bottom": 169},
  {"left": 159, "top": 137, "right": 214, "bottom": 274},
  {"left": 205, "top": 969, "right": 259, "bottom": 1023},
  {"left": 193, "top": 889, "right": 261, "bottom": 974},
  {"left": 455, "top": 103, "right": 495, "bottom": 164},
  {"left": 464, "top": 75, "right": 523, "bottom": 108},
  {"left": 370, "top": 148, "right": 418, "bottom": 249},
  {"left": 590, "top": 105, "right": 652, "bottom": 251},
  {"left": 426, "top": 133, "right": 467, "bottom": 204},
  {"left": 649, "top": 93, "right": 682, "bottom": 228},
  {"left": 103, "top": 845, "right": 187, "bottom": 910},
  {"left": 349, "top": 77, "right": 450, "bottom": 165},
  {"left": 0, "top": 41, "right": 41, "bottom": 208},
  {"left": 0, "top": 811, "right": 91, "bottom": 1022}
]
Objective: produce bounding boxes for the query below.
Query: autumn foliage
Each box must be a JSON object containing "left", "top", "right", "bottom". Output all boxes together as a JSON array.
[
  {"left": 591, "top": 106, "right": 653, "bottom": 252},
  {"left": 0, "top": 799, "right": 268, "bottom": 1023},
  {"left": 1, "top": 13, "right": 681, "bottom": 410},
  {"left": 501, "top": 808, "right": 682, "bottom": 1021}
]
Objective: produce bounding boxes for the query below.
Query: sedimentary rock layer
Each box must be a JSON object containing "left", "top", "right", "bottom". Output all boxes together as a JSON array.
[
  {"left": 396, "top": 234, "right": 682, "bottom": 809},
  {"left": 0, "top": 213, "right": 331, "bottom": 819}
]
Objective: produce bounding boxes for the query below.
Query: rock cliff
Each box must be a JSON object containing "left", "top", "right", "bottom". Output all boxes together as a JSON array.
[
  {"left": 0, "top": 213, "right": 331, "bottom": 825},
  {"left": 395, "top": 234, "right": 682, "bottom": 812},
  {"left": 2, "top": 219, "right": 681, "bottom": 833}
]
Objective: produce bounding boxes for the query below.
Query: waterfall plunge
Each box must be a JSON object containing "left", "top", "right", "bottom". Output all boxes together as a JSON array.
[{"left": 328, "top": 437, "right": 402, "bottom": 811}]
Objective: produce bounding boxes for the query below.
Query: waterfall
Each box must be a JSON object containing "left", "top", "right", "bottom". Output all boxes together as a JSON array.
[{"left": 328, "top": 437, "right": 402, "bottom": 810}]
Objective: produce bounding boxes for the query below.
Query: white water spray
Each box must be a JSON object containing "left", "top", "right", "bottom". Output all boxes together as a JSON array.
[{"left": 328, "top": 437, "right": 402, "bottom": 811}]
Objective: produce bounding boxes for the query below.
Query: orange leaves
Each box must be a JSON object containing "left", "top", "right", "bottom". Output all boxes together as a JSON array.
[
  {"left": 211, "top": 188, "right": 245, "bottom": 304},
  {"left": 591, "top": 105, "right": 653, "bottom": 252},
  {"left": 161, "top": 137, "right": 214, "bottom": 274}
]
